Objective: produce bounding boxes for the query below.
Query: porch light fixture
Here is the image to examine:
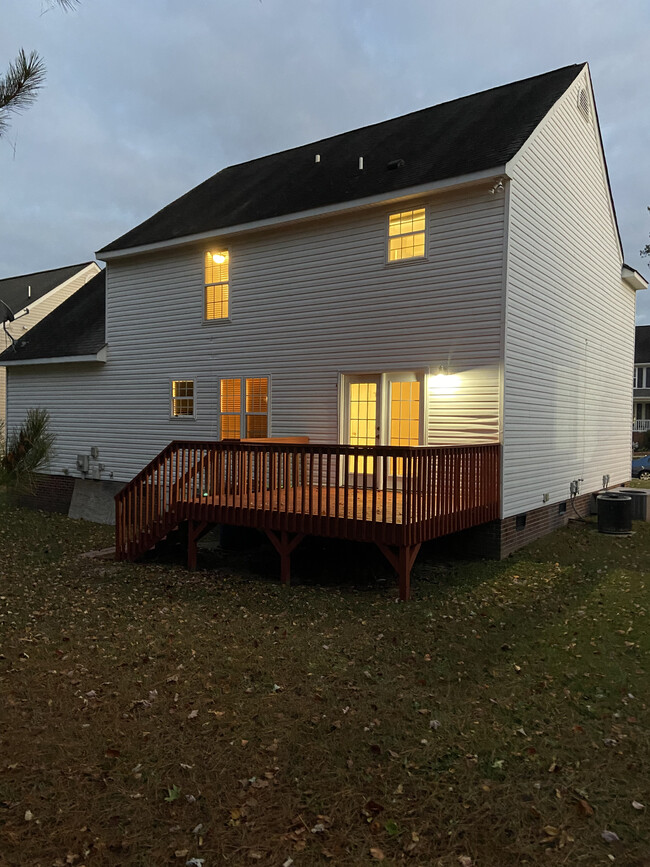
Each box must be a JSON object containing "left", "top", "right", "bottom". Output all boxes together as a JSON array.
[{"left": 430, "top": 368, "right": 461, "bottom": 395}]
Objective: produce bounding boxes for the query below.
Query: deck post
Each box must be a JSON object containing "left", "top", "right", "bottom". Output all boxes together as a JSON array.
[
  {"left": 187, "top": 520, "right": 209, "bottom": 570},
  {"left": 265, "top": 530, "right": 304, "bottom": 586},
  {"left": 376, "top": 542, "right": 421, "bottom": 601}
]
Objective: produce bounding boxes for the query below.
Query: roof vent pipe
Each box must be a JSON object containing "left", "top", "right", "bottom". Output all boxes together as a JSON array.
[
  {"left": 314, "top": 154, "right": 321, "bottom": 163},
  {"left": 358, "top": 157, "right": 364, "bottom": 170},
  {"left": 27, "top": 285, "right": 31, "bottom": 298},
  {"left": 387, "top": 158, "right": 405, "bottom": 170}
]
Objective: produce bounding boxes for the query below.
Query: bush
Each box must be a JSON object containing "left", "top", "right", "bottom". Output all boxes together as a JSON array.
[{"left": 0, "top": 408, "right": 56, "bottom": 492}]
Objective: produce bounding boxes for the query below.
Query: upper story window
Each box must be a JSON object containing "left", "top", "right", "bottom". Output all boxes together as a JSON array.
[
  {"left": 205, "top": 250, "right": 229, "bottom": 319},
  {"left": 635, "top": 366, "right": 650, "bottom": 389},
  {"left": 388, "top": 208, "right": 426, "bottom": 262},
  {"left": 220, "top": 377, "right": 269, "bottom": 439},
  {"left": 171, "top": 380, "right": 195, "bottom": 417}
]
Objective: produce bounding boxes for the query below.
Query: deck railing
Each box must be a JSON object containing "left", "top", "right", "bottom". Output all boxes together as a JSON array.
[{"left": 115, "top": 440, "right": 500, "bottom": 561}]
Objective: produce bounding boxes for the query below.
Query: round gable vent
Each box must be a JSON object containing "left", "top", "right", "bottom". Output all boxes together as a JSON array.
[{"left": 577, "top": 87, "right": 590, "bottom": 122}]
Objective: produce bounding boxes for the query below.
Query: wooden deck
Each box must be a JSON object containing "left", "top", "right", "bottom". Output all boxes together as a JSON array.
[{"left": 115, "top": 440, "right": 500, "bottom": 599}]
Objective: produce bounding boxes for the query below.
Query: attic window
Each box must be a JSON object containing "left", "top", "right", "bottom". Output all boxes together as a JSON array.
[
  {"left": 577, "top": 88, "right": 590, "bottom": 122},
  {"left": 387, "top": 209, "right": 426, "bottom": 262}
]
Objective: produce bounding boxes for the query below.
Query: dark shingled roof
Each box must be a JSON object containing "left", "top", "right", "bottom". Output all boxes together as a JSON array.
[
  {"left": 0, "top": 263, "right": 95, "bottom": 317},
  {"left": 0, "top": 270, "right": 105, "bottom": 363},
  {"left": 99, "top": 64, "right": 585, "bottom": 254},
  {"left": 636, "top": 325, "right": 650, "bottom": 364}
]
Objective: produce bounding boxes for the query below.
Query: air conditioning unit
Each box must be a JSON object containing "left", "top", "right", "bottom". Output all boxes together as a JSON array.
[{"left": 607, "top": 487, "right": 650, "bottom": 522}]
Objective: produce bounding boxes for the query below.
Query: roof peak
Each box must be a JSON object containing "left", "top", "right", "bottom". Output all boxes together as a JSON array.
[
  {"left": 99, "top": 63, "right": 586, "bottom": 255},
  {"left": 224, "top": 63, "right": 588, "bottom": 172},
  {"left": 0, "top": 261, "right": 95, "bottom": 285}
]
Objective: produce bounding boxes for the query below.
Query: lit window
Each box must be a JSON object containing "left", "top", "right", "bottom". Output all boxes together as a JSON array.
[
  {"left": 171, "top": 380, "right": 195, "bottom": 417},
  {"left": 390, "top": 381, "right": 421, "bottom": 447},
  {"left": 220, "top": 377, "right": 268, "bottom": 439},
  {"left": 388, "top": 208, "right": 425, "bottom": 262},
  {"left": 205, "top": 250, "right": 229, "bottom": 319}
]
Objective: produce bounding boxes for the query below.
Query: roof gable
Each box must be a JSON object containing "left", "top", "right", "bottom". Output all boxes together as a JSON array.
[
  {"left": 99, "top": 64, "right": 584, "bottom": 255},
  {"left": 0, "top": 263, "right": 95, "bottom": 316}
]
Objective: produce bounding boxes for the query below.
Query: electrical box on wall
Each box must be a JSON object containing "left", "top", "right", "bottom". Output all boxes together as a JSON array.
[{"left": 77, "top": 454, "right": 89, "bottom": 473}]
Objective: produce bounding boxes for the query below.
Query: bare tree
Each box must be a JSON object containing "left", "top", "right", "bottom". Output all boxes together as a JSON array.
[
  {"left": 642, "top": 207, "right": 650, "bottom": 263},
  {"left": 1, "top": 1, "right": 79, "bottom": 137}
]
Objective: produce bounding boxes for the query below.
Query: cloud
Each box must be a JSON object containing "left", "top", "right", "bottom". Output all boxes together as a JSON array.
[{"left": 1, "top": 0, "right": 649, "bottom": 313}]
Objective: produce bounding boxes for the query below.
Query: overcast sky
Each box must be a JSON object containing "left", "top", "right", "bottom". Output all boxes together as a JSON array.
[{"left": 2, "top": 0, "right": 650, "bottom": 319}]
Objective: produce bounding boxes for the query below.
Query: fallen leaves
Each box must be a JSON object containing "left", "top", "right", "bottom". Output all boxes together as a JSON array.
[
  {"left": 576, "top": 798, "right": 594, "bottom": 817},
  {"left": 2, "top": 506, "right": 650, "bottom": 867}
]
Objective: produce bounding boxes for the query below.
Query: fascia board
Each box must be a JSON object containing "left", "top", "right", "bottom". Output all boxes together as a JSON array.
[
  {"left": 622, "top": 266, "right": 648, "bottom": 291},
  {"left": 1, "top": 345, "right": 107, "bottom": 367}
]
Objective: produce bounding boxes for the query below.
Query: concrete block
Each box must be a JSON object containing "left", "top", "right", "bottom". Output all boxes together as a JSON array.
[{"left": 68, "top": 478, "right": 125, "bottom": 525}]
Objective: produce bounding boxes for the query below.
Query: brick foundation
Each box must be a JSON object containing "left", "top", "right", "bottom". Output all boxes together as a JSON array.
[
  {"left": 444, "top": 491, "right": 596, "bottom": 559},
  {"left": 18, "top": 473, "right": 76, "bottom": 514},
  {"left": 499, "top": 491, "right": 593, "bottom": 557}
]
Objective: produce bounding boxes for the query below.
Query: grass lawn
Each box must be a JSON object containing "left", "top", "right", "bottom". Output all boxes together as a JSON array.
[{"left": 0, "top": 498, "right": 649, "bottom": 866}]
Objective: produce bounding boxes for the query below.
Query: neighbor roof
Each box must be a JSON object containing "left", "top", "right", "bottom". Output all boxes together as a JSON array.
[
  {"left": 0, "top": 270, "right": 105, "bottom": 363},
  {"left": 99, "top": 64, "right": 585, "bottom": 254},
  {"left": 0, "top": 263, "right": 95, "bottom": 316},
  {"left": 636, "top": 325, "right": 650, "bottom": 364}
]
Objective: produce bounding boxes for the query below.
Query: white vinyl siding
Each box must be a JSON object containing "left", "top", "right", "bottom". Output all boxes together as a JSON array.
[
  {"left": 502, "top": 70, "right": 634, "bottom": 517},
  {"left": 6, "top": 187, "right": 504, "bottom": 482}
]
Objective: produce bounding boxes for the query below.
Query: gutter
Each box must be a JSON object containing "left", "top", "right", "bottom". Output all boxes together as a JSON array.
[
  {"left": 97, "top": 167, "right": 507, "bottom": 261},
  {"left": 1, "top": 345, "right": 107, "bottom": 367}
]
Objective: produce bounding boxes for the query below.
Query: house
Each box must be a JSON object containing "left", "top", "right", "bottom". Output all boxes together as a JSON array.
[
  {"left": 0, "top": 262, "right": 100, "bottom": 431},
  {"left": 1, "top": 63, "right": 646, "bottom": 597},
  {"left": 633, "top": 325, "right": 650, "bottom": 443}
]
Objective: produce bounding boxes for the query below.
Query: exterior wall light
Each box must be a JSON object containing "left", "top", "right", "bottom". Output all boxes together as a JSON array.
[{"left": 429, "top": 371, "right": 461, "bottom": 395}]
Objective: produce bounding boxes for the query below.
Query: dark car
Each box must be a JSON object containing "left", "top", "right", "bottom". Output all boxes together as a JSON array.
[{"left": 631, "top": 455, "right": 650, "bottom": 479}]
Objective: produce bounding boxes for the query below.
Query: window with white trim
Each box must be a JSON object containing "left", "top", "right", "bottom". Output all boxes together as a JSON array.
[
  {"left": 220, "top": 377, "right": 269, "bottom": 439},
  {"left": 634, "top": 366, "right": 648, "bottom": 389},
  {"left": 171, "top": 380, "right": 195, "bottom": 417},
  {"left": 387, "top": 208, "right": 426, "bottom": 262},
  {"left": 205, "top": 250, "right": 229, "bottom": 319}
]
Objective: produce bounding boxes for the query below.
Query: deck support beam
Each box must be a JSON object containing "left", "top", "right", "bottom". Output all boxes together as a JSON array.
[
  {"left": 187, "top": 520, "right": 209, "bottom": 570},
  {"left": 376, "top": 542, "right": 421, "bottom": 601},
  {"left": 264, "top": 530, "right": 305, "bottom": 586}
]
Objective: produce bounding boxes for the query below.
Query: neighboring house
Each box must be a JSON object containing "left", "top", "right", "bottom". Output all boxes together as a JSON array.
[
  {"left": 1, "top": 63, "right": 647, "bottom": 595},
  {"left": 633, "top": 325, "right": 650, "bottom": 441},
  {"left": 0, "top": 262, "right": 100, "bottom": 429}
]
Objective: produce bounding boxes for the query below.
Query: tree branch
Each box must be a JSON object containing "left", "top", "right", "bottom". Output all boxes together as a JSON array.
[{"left": 0, "top": 49, "right": 46, "bottom": 136}]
